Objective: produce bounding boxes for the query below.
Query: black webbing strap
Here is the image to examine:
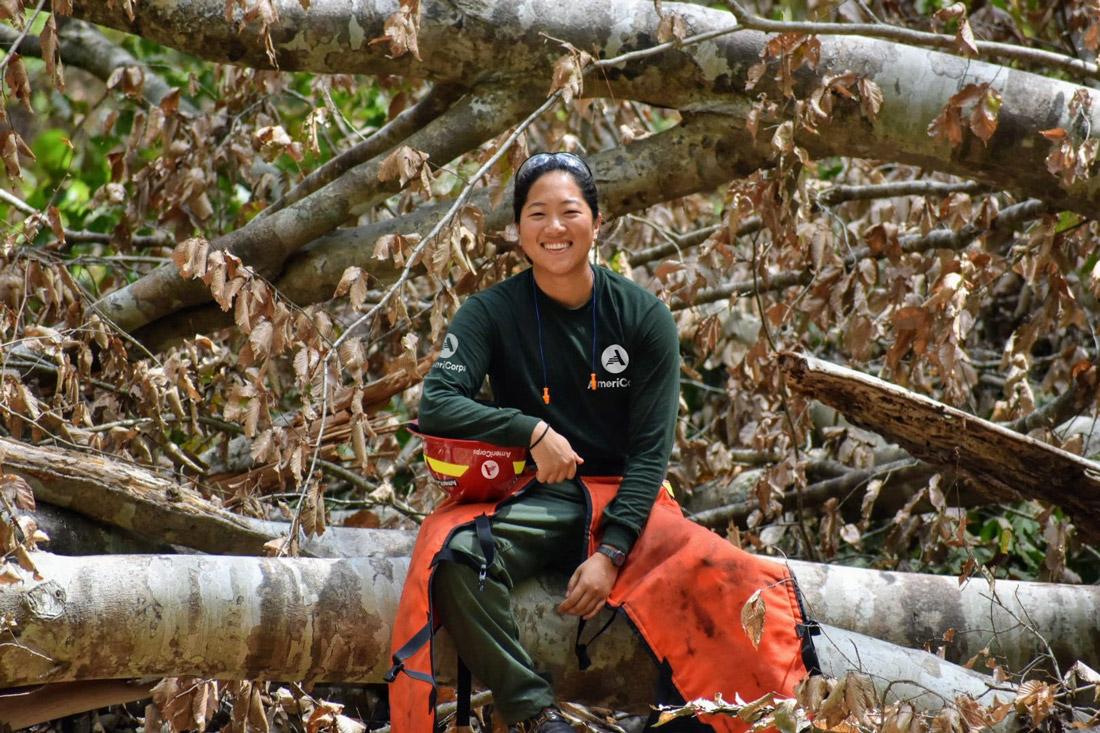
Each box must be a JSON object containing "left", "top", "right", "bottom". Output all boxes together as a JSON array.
[
  {"left": 793, "top": 580, "right": 824, "bottom": 676},
  {"left": 432, "top": 514, "right": 497, "bottom": 592},
  {"left": 384, "top": 621, "right": 435, "bottom": 685},
  {"left": 473, "top": 513, "right": 495, "bottom": 590},
  {"left": 574, "top": 609, "right": 620, "bottom": 671},
  {"left": 430, "top": 515, "right": 496, "bottom": 729},
  {"left": 456, "top": 657, "right": 472, "bottom": 728}
]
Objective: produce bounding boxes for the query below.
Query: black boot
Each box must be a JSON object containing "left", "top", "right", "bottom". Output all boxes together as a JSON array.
[{"left": 509, "top": 706, "right": 575, "bottom": 732}]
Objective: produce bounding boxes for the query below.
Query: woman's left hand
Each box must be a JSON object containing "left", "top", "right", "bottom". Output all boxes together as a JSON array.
[{"left": 558, "top": 552, "right": 619, "bottom": 620}]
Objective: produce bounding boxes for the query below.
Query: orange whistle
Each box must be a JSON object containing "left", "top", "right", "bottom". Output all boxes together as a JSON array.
[{"left": 542, "top": 387, "right": 550, "bottom": 404}]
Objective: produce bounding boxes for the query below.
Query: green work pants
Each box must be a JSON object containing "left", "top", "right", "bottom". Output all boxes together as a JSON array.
[{"left": 431, "top": 480, "right": 588, "bottom": 724}]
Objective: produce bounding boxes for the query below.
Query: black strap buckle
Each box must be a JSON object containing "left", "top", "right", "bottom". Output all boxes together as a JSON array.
[{"left": 474, "top": 514, "right": 494, "bottom": 591}]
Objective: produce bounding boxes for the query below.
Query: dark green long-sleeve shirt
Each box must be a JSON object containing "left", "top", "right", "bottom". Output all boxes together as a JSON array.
[{"left": 418, "top": 265, "right": 680, "bottom": 553}]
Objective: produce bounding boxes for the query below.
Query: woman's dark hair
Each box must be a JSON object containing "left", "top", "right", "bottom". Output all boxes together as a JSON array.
[{"left": 512, "top": 152, "right": 599, "bottom": 223}]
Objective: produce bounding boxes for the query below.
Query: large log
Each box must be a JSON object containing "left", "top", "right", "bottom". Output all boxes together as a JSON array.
[
  {"left": 779, "top": 352, "right": 1100, "bottom": 541},
  {"left": 0, "top": 553, "right": 1019, "bottom": 729},
  {"left": 1, "top": 552, "right": 1094, "bottom": 689}
]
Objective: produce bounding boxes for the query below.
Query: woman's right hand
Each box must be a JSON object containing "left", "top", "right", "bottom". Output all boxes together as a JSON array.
[{"left": 529, "top": 421, "right": 584, "bottom": 484}]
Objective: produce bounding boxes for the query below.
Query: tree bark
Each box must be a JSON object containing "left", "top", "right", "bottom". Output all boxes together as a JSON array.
[
  {"left": 779, "top": 352, "right": 1100, "bottom": 542},
  {"left": 70, "top": 1, "right": 1100, "bottom": 218},
  {"left": 2, "top": 551, "right": 1095, "bottom": 691}
]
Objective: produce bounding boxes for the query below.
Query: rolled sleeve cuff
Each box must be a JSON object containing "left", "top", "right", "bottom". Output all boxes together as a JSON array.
[
  {"left": 599, "top": 522, "right": 636, "bottom": 555},
  {"left": 505, "top": 413, "right": 542, "bottom": 448}
]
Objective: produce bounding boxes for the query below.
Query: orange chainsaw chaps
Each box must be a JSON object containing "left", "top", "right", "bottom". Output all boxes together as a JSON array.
[{"left": 387, "top": 477, "right": 818, "bottom": 732}]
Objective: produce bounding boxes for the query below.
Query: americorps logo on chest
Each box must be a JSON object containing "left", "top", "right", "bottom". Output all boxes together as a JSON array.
[{"left": 601, "top": 344, "right": 629, "bottom": 374}]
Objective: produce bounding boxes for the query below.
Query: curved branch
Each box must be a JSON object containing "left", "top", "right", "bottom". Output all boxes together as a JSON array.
[
  {"left": 0, "top": 19, "right": 193, "bottom": 112},
  {"left": 93, "top": 85, "right": 544, "bottom": 334},
  {"left": 135, "top": 113, "right": 773, "bottom": 349}
]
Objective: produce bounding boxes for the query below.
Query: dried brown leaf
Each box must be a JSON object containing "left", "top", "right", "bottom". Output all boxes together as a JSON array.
[
  {"left": 41, "top": 14, "right": 64, "bottom": 90},
  {"left": 172, "top": 237, "right": 210, "bottom": 280},
  {"left": 817, "top": 675, "right": 850, "bottom": 728},
  {"left": 933, "top": 2, "right": 966, "bottom": 22},
  {"left": 928, "top": 104, "right": 964, "bottom": 147},
  {"left": 4, "top": 53, "right": 31, "bottom": 109},
  {"left": 545, "top": 47, "right": 589, "bottom": 103},
  {"left": 153, "top": 677, "right": 219, "bottom": 733},
  {"left": 969, "top": 87, "right": 1002, "bottom": 145},
  {"left": 46, "top": 206, "right": 65, "bottom": 245},
  {"left": 1, "top": 474, "right": 35, "bottom": 511},
  {"left": 844, "top": 673, "right": 875, "bottom": 724},
  {"left": 956, "top": 19, "right": 979, "bottom": 56},
  {"left": 857, "top": 78, "right": 883, "bottom": 121},
  {"left": 0, "top": 0, "right": 24, "bottom": 24},
  {"left": 105, "top": 65, "right": 145, "bottom": 99},
  {"left": 14, "top": 544, "right": 41, "bottom": 580},
  {"left": 740, "top": 588, "right": 766, "bottom": 649},
  {"left": 378, "top": 145, "right": 431, "bottom": 188},
  {"left": 368, "top": 0, "right": 421, "bottom": 60}
]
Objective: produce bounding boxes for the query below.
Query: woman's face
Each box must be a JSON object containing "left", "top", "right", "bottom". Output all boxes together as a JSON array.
[{"left": 518, "top": 170, "right": 600, "bottom": 282}]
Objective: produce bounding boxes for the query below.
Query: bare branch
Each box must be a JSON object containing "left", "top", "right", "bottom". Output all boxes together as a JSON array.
[
  {"left": 1006, "top": 362, "right": 1099, "bottom": 434},
  {"left": 816, "top": 180, "right": 988, "bottom": 205},
  {"left": 680, "top": 198, "right": 1046, "bottom": 309},
  {"left": 0, "top": 187, "right": 36, "bottom": 215},
  {"left": 727, "top": 0, "right": 1100, "bottom": 80},
  {"left": 689, "top": 458, "right": 926, "bottom": 527},
  {"left": 261, "top": 82, "right": 466, "bottom": 217},
  {"left": 0, "top": 188, "right": 172, "bottom": 248}
]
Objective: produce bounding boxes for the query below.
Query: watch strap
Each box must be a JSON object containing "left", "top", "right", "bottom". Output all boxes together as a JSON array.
[{"left": 596, "top": 543, "right": 626, "bottom": 567}]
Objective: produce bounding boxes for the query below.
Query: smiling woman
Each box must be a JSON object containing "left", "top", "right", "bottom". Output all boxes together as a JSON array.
[
  {"left": 517, "top": 163, "right": 603, "bottom": 308},
  {"left": 388, "top": 153, "right": 818, "bottom": 733}
]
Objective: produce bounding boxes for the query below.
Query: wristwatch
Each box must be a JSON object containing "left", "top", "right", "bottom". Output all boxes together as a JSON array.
[{"left": 596, "top": 543, "right": 627, "bottom": 568}]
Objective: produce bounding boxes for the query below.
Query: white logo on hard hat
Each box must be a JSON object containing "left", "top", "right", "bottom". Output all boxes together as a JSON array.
[
  {"left": 601, "top": 344, "right": 629, "bottom": 374},
  {"left": 440, "top": 333, "right": 459, "bottom": 359},
  {"left": 481, "top": 460, "right": 500, "bottom": 480}
]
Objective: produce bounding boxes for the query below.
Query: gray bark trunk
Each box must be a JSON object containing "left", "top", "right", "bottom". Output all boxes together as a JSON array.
[
  {"left": 1, "top": 551, "right": 1093, "bottom": 691},
  {"left": 0, "top": 551, "right": 1027, "bottom": 733},
  {"left": 70, "top": 0, "right": 1100, "bottom": 219}
]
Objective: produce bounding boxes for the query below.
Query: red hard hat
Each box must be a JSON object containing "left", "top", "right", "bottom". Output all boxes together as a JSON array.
[{"left": 408, "top": 423, "right": 529, "bottom": 503}]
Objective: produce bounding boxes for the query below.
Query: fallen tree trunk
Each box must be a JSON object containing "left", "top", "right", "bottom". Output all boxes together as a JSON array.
[
  {"left": 0, "top": 680, "right": 154, "bottom": 731},
  {"left": 779, "top": 352, "right": 1100, "bottom": 541},
  {"left": 0, "top": 622, "right": 1012, "bottom": 730},
  {"left": 1, "top": 552, "right": 1095, "bottom": 690},
  {"left": 71, "top": 1, "right": 1100, "bottom": 220}
]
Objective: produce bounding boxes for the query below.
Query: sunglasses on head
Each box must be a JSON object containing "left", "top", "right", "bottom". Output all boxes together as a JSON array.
[{"left": 516, "top": 151, "right": 593, "bottom": 178}]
